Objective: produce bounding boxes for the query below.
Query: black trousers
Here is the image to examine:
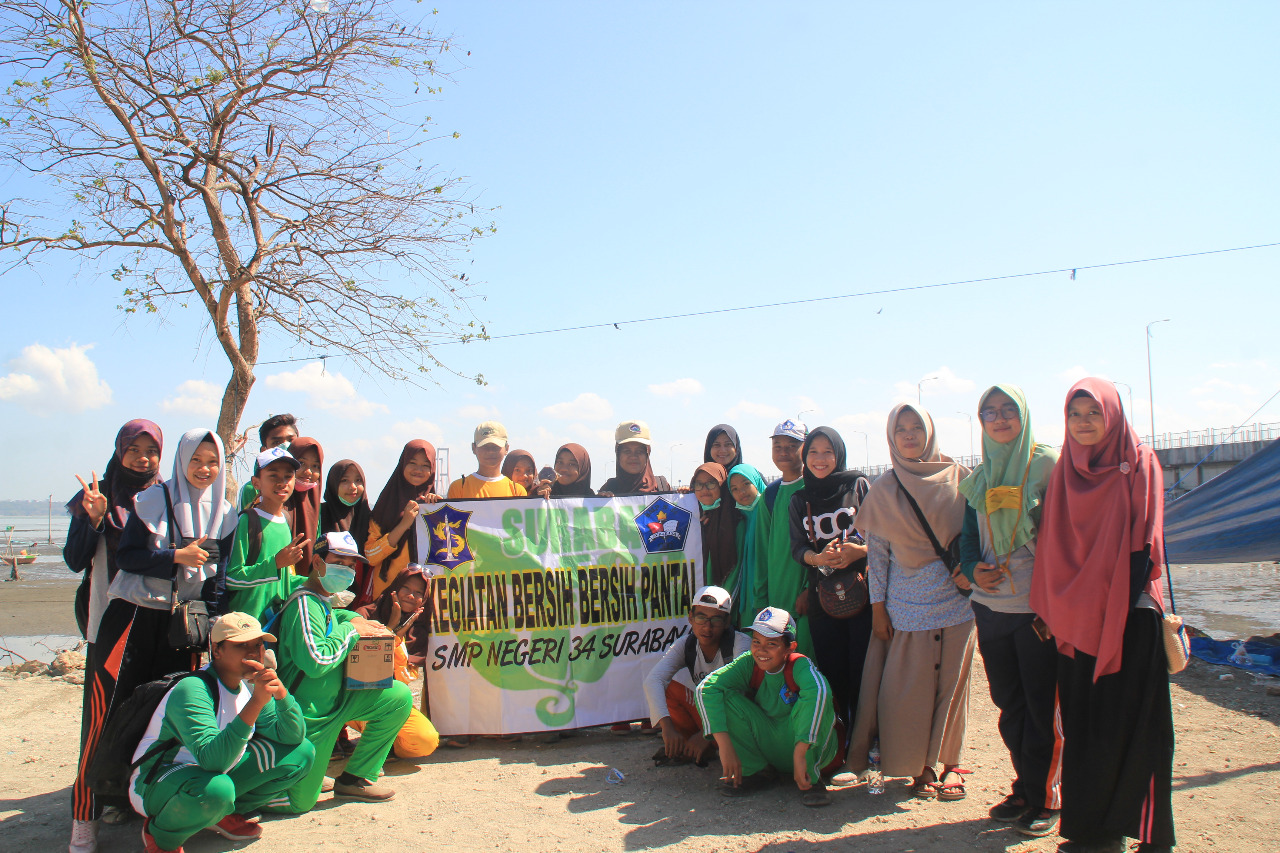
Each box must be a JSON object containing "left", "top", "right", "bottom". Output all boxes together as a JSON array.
[
  {"left": 974, "top": 603, "right": 1060, "bottom": 810},
  {"left": 807, "top": 602, "right": 873, "bottom": 732},
  {"left": 1057, "top": 608, "right": 1176, "bottom": 847},
  {"left": 72, "top": 599, "right": 195, "bottom": 820}
]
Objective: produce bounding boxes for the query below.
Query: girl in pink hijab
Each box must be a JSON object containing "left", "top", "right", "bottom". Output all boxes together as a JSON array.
[{"left": 1031, "top": 378, "right": 1174, "bottom": 853}]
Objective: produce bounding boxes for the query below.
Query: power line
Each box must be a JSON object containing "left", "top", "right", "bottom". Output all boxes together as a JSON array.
[{"left": 254, "top": 239, "right": 1280, "bottom": 366}]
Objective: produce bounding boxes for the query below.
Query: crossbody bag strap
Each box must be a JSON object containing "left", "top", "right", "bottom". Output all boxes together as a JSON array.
[
  {"left": 1161, "top": 533, "right": 1176, "bottom": 615},
  {"left": 160, "top": 482, "right": 180, "bottom": 607},
  {"left": 891, "top": 471, "right": 948, "bottom": 561}
]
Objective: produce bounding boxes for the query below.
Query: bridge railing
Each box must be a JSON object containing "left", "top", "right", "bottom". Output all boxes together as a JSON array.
[{"left": 1140, "top": 422, "right": 1280, "bottom": 450}]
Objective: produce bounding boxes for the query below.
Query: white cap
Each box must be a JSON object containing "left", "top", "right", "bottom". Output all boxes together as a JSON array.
[
  {"left": 317, "top": 530, "right": 370, "bottom": 564},
  {"left": 771, "top": 420, "right": 807, "bottom": 442},
  {"left": 691, "top": 585, "right": 732, "bottom": 615},
  {"left": 615, "top": 420, "right": 651, "bottom": 446},
  {"left": 751, "top": 607, "right": 797, "bottom": 639},
  {"left": 254, "top": 446, "right": 300, "bottom": 475}
]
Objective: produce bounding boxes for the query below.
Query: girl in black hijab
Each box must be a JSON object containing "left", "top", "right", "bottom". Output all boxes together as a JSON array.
[{"left": 786, "top": 426, "right": 873, "bottom": 742}]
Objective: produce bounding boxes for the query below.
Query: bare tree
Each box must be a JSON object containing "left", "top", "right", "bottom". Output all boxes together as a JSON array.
[{"left": 0, "top": 0, "right": 492, "bottom": 452}]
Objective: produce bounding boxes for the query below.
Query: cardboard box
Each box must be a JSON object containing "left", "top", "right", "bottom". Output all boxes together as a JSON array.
[{"left": 345, "top": 634, "right": 395, "bottom": 691}]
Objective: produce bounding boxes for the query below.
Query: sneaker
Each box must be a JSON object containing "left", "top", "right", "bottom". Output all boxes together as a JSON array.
[
  {"left": 333, "top": 777, "right": 396, "bottom": 802},
  {"left": 610, "top": 723, "right": 634, "bottom": 735},
  {"left": 68, "top": 819, "right": 99, "bottom": 853},
  {"left": 208, "top": 814, "right": 263, "bottom": 841},
  {"left": 142, "top": 819, "right": 183, "bottom": 853},
  {"left": 1016, "top": 808, "right": 1060, "bottom": 837},
  {"left": 989, "top": 793, "right": 1030, "bottom": 822}
]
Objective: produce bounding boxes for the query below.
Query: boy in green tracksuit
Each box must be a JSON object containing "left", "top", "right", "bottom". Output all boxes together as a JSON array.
[
  {"left": 275, "top": 531, "right": 412, "bottom": 812},
  {"left": 695, "top": 606, "right": 837, "bottom": 807},
  {"left": 752, "top": 420, "right": 814, "bottom": 655},
  {"left": 131, "top": 612, "right": 315, "bottom": 853},
  {"left": 226, "top": 447, "right": 309, "bottom": 622}
]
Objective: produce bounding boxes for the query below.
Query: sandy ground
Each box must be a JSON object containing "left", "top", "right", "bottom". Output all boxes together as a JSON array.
[
  {"left": 1, "top": 647, "right": 1277, "bottom": 853},
  {"left": 0, "top": 578, "right": 80, "bottom": 637}
]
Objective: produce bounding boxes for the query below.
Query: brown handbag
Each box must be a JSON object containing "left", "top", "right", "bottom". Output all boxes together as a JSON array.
[{"left": 807, "top": 502, "right": 869, "bottom": 619}]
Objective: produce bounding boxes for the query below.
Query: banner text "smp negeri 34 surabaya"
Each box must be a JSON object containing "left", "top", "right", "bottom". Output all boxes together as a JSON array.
[{"left": 416, "top": 494, "right": 706, "bottom": 734}]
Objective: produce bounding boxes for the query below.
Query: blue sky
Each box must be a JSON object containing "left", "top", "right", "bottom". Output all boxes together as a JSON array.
[{"left": 2, "top": 2, "right": 1279, "bottom": 500}]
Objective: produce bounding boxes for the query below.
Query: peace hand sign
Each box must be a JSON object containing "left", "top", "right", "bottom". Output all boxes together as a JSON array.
[{"left": 75, "top": 472, "right": 108, "bottom": 527}]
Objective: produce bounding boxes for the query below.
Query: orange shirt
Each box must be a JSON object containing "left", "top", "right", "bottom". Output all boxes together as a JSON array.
[{"left": 445, "top": 474, "right": 526, "bottom": 500}]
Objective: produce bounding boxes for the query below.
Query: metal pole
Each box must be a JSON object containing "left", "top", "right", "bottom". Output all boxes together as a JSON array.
[
  {"left": 669, "top": 442, "right": 683, "bottom": 485},
  {"left": 1113, "top": 381, "right": 1135, "bottom": 422},
  {"left": 48, "top": 494, "right": 52, "bottom": 545},
  {"left": 1146, "top": 319, "right": 1171, "bottom": 441},
  {"left": 956, "top": 412, "right": 974, "bottom": 461},
  {"left": 917, "top": 375, "right": 938, "bottom": 405},
  {"left": 849, "top": 430, "right": 869, "bottom": 470}
]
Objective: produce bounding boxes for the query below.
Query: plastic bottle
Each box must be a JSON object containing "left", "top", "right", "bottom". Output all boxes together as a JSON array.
[{"left": 867, "top": 739, "right": 884, "bottom": 795}]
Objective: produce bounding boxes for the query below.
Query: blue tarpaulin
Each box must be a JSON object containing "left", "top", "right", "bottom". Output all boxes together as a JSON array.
[
  {"left": 1189, "top": 637, "right": 1280, "bottom": 675},
  {"left": 1164, "top": 438, "right": 1280, "bottom": 564}
]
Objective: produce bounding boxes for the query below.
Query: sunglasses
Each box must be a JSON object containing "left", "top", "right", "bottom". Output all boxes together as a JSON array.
[{"left": 691, "top": 481, "right": 720, "bottom": 492}]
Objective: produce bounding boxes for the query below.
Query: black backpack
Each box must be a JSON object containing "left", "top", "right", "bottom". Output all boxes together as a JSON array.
[
  {"left": 681, "top": 629, "right": 739, "bottom": 683},
  {"left": 86, "top": 669, "right": 220, "bottom": 807}
]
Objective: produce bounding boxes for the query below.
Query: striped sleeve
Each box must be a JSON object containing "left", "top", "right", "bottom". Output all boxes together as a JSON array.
[
  {"left": 693, "top": 651, "right": 754, "bottom": 736},
  {"left": 790, "top": 657, "right": 833, "bottom": 747},
  {"left": 289, "top": 593, "right": 357, "bottom": 676}
]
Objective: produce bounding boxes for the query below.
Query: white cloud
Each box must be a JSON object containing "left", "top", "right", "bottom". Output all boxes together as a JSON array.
[
  {"left": 0, "top": 342, "right": 112, "bottom": 414},
  {"left": 263, "top": 363, "right": 387, "bottom": 420},
  {"left": 1057, "top": 365, "right": 1114, "bottom": 385},
  {"left": 384, "top": 418, "right": 446, "bottom": 447},
  {"left": 892, "top": 366, "right": 976, "bottom": 402},
  {"left": 542, "top": 392, "right": 613, "bottom": 421},
  {"left": 648, "top": 378, "right": 703, "bottom": 398},
  {"left": 726, "top": 400, "right": 783, "bottom": 421},
  {"left": 161, "top": 379, "right": 221, "bottom": 418},
  {"left": 456, "top": 404, "right": 498, "bottom": 421}
]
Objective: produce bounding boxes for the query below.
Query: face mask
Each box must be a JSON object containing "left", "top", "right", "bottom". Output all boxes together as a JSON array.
[
  {"left": 318, "top": 563, "right": 357, "bottom": 593},
  {"left": 699, "top": 498, "right": 722, "bottom": 511},
  {"left": 735, "top": 494, "right": 762, "bottom": 512},
  {"left": 294, "top": 480, "right": 318, "bottom": 492},
  {"left": 338, "top": 493, "right": 362, "bottom": 506}
]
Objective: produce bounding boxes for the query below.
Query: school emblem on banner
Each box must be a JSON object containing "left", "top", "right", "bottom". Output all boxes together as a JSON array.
[
  {"left": 424, "top": 504, "right": 475, "bottom": 571},
  {"left": 634, "top": 497, "right": 693, "bottom": 554}
]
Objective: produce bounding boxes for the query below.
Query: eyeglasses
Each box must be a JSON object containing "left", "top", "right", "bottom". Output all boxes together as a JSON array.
[
  {"left": 690, "top": 613, "right": 727, "bottom": 626},
  {"left": 979, "top": 404, "right": 1019, "bottom": 422},
  {"left": 691, "top": 481, "right": 719, "bottom": 492}
]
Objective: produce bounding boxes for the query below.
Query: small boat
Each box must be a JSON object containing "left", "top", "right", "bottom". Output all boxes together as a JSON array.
[{"left": 0, "top": 553, "right": 36, "bottom": 566}]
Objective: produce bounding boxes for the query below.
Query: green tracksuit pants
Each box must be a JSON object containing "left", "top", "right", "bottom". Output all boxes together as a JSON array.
[
  {"left": 721, "top": 691, "right": 836, "bottom": 784},
  {"left": 139, "top": 737, "right": 315, "bottom": 850},
  {"left": 284, "top": 680, "right": 413, "bottom": 813}
]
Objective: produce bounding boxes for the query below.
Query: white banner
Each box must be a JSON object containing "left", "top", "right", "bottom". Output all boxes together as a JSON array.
[{"left": 415, "top": 493, "right": 706, "bottom": 734}]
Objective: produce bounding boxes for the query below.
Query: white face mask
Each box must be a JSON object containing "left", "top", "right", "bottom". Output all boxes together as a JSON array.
[{"left": 318, "top": 563, "right": 357, "bottom": 593}]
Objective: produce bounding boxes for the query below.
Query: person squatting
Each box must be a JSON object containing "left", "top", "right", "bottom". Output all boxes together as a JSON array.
[{"left": 65, "top": 387, "right": 1176, "bottom": 853}]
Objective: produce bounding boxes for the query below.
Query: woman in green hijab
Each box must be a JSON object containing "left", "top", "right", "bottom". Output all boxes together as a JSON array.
[
  {"left": 956, "top": 384, "right": 1061, "bottom": 838},
  {"left": 725, "top": 463, "right": 767, "bottom": 629}
]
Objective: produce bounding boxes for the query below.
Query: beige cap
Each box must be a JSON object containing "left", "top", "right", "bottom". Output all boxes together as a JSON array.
[
  {"left": 473, "top": 421, "right": 509, "bottom": 448},
  {"left": 210, "top": 612, "right": 277, "bottom": 645},
  {"left": 614, "top": 420, "right": 651, "bottom": 446}
]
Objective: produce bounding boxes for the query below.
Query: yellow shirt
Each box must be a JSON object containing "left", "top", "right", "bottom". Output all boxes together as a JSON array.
[{"left": 445, "top": 474, "right": 527, "bottom": 500}]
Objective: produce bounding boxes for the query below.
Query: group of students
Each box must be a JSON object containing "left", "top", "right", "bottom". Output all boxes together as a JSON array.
[{"left": 62, "top": 377, "right": 1176, "bottom": 853}]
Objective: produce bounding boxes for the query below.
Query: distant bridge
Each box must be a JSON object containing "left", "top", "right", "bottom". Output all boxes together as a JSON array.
[{"left": 856, "top": 422, "right": 1279, "bottom": 497}]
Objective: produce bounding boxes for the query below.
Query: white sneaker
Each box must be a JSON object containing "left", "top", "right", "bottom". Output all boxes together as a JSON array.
[{"left": 69, "top": 819, "right": 99, "bottom": 853}]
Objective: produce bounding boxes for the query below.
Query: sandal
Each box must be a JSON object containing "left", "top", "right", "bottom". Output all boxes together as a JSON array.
[
  {"left": 911, "top": 767, "right": 938, "bottom": 799},
  {"left": 800, "top": 782, "right": 831, "bottom": 807},
  {"left": 935, "top": 768, "right": 967, "bottom": 801},
  {"left": 441, "top": 736, "right": 473, "bottom": 748}
]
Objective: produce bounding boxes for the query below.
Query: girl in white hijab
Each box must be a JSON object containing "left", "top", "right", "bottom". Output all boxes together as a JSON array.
[{"left": 118, "top": 429, "right": 240, "bottom": 614}]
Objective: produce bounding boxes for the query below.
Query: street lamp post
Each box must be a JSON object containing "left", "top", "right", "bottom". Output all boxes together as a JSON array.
[
  {"left": 917, "top": 375, "right": 939, "bottom": 405},
  {"left": 669, "top": 442, "right": 684, "bottom": 485},
  {"left": 1113, "top": 381, "right": 1135, "bottom": 422},
  {"left": 849, "top": 430, "right": 870, "bottom": 471},
  {"left": 797, "top": 409, "right": 816, "bottom": 427},
  {"left": 956, "top": 412, "right": 974, "bottom": 462},
  {"left": 1146, "top": 319, "right": 1171, "bottom": 441}
]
